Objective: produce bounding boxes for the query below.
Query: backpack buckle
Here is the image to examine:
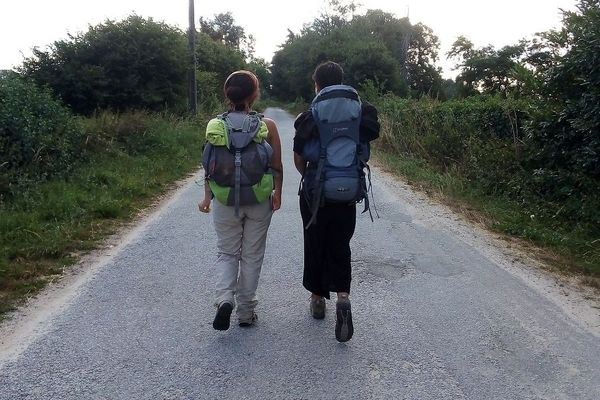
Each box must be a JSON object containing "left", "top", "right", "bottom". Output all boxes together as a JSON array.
[{"left": 234, "top": 152, "right": 242, "bottom": 167}]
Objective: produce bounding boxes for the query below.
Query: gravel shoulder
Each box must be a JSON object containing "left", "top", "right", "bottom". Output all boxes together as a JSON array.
[
  {"left": 0, "top": 173, "right": 200, "bottom": 366},
  {"left": 373, "top": 167, "right": 600, "bottom": 337}
]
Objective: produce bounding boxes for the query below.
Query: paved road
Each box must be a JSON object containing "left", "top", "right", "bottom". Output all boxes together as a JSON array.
[{"left": 1, "top": 108, "right": 599, "bottom": 399}]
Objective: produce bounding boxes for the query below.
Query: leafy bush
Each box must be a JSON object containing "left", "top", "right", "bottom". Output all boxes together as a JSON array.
[
  {"left": 195, "top": 32, "right": 246, "bottom": 86},
  {"left": 21, "top": 15, "right": 188, "bottom": 115},
  {"left": 378, "top": 95, "right": 526, "bottom": 172},
  {"left": 376, "top": 94, "right": 599, "bottom": 236},
  {"left": 528, "top": 0, "right": 600, "bottom": 179},
  {"left": 0, "top": 74, "right": 85, "bottom": 196},
  {"left": 80, "top": 111, "right": 204, "bottom": 160},
  {"left": 196, "top": 71, "right": 222, "bottom": 113}
]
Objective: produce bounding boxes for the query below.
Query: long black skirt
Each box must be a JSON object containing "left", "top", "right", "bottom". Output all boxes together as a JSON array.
[{"left": 299, "top": 196, "right": 356, "bottom": 299}]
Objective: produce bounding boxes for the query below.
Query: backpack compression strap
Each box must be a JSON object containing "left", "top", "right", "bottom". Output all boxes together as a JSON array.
[
  {"left": 234, "top": 149, "right": 242, "bottom": 217},
  {"left": 221, "top": 112, "right": 262, "bottom": 217},
  {"left": 304, "top": 153, "right": 326, "bottom": 229}
]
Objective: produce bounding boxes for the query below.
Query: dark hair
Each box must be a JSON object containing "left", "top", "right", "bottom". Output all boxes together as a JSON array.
[
  {"left": 223, "top": 70, "right": 260, "bottom": 111},
  {"left": 312, "top": 61, "right": 344, "bottom": 89}
]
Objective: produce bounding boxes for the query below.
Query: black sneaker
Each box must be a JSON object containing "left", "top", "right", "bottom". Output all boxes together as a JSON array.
[
  {"left": 310, "top": 297, "right": 326, "bottom": 319},
  {"left": 335, "top": 297, "right": 353, "bottom": 342},
  {"left": 213, "top": 302, "right": 233, "bottom": 331}
]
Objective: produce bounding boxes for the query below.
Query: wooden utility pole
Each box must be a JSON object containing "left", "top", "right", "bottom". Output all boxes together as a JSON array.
[
  {"left": 400, "top": 7, "right": 412, "bottom": 83},
  {"left": 188, "top": 0, "right": 198, "bottom": 115}
]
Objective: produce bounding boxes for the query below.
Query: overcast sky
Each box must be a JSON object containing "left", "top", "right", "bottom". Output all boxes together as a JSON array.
[{"left": 0, "top": 0, "right": 577, "bottom": 77}]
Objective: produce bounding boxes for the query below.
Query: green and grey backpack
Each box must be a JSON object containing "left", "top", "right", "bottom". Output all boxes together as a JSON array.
[{"left": 202, "top": 111, "right": 274, "bottom": 215}]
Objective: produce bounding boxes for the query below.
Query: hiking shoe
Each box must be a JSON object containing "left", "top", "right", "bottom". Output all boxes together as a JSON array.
[
  {"left": 238, "top": 312, "right": 258, "bottom": 327},
  {"left": 212, "top": 302, "right": 233, "bottom": 331},
  {"left": 310, "top": 297, "right": 326, "bottom": 319},
  {"left": 335, "top": 297, "right": 353, "bottom": 342}
]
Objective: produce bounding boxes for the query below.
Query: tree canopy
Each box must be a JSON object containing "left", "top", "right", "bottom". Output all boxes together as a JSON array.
[
  {"left": 19, "top": 13, "right": 270, "bottom": 115},
  {"left": 270, "top": 5, "right": 442, "bottom": 101},
  {"left": 448, "top": 36, "right": 529, "bottom": 97},
  {"left": 21, "top": 15, "right": 189, "bottom": 115},
  {"left": 0, "top": 74, "right": 84, "bottom": 191}
]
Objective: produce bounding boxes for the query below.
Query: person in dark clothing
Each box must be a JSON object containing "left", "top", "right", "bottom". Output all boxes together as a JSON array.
[{"left": 293, "top": 61, "right": 380, "bottom": 342}]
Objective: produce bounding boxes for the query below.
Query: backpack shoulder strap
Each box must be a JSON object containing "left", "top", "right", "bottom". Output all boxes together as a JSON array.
[{"left": 242, "top": 112, "right": 263, "bottom": 139}]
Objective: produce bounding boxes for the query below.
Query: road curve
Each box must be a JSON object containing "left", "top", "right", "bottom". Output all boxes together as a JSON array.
[{"left": 0, "top": 108, "right": 598, "bottom": 399}]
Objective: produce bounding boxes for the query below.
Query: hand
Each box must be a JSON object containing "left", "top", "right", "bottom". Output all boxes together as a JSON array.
[
  {"left": 198, "top": 198, "right": 211, "bottom": 213},
  {"left": 271, "top": 191, "right": 281, "bottom": 212}
]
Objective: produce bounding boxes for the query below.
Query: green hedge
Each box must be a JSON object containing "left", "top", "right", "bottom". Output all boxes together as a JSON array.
[
  {"left": 376, "top": 95, "right": 599, "bottom": 261},
  {"left": 0, "top": 74, "right": 85, "bottom": 196},
  {"left": 378, "top": 95, "right": 528, "bottom": 192}
]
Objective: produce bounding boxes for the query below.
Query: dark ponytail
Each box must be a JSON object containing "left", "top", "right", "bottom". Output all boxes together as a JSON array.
[{"left": 224, "top": 70, "right": 260, "bottom": 111}]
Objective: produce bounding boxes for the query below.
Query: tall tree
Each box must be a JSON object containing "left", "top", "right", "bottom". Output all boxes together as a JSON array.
[
  {"left": 406, "top": 23, "right": 443, "bottom": 96},
  {"left": 199, "top": 12, "right": 246, "bottom": 49},
  {"left": 448, "top": 36, "right": 528, "bottom": 97},
  {"left": 528, "top": 0, "right": 600, "bottom": 177},
  {"left": 303, "top": 0, "right": 360, "bottom": 35}
]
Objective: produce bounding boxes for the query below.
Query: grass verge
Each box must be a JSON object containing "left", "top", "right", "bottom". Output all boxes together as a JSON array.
[{"left": 0, "top": 113, "right": 204, "bottom": 318}]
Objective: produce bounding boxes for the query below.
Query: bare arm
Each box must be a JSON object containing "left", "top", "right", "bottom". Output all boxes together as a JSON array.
[
  {"left": 198, "top": 179, "right": 212, "bottom": 213},
  {"left": 263, "top": 118, "right": 283, "bottom": 210}
]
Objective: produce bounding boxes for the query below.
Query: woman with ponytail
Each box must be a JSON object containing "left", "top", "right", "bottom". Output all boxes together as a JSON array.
[{"left": 199, "top": 70, "right": 283, "bottom": 330}]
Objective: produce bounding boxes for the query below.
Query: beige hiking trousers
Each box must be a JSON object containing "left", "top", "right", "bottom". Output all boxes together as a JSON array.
[{"left": 212, "top": 200, "right": 273, "bottom": 321}]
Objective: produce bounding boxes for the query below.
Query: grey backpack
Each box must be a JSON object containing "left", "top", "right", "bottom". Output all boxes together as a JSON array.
[{"left": 300, "top": 85, "right": 372, "bottom": 228}]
